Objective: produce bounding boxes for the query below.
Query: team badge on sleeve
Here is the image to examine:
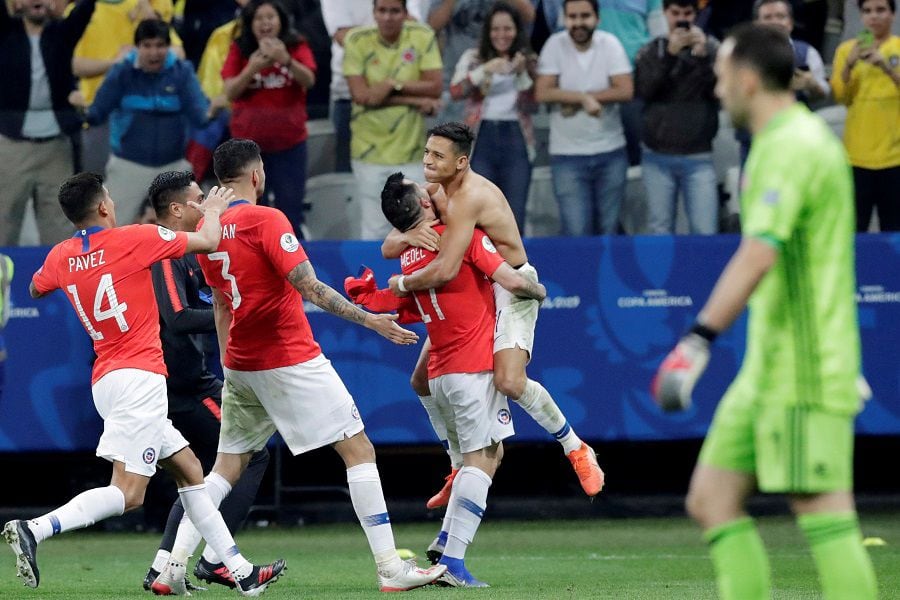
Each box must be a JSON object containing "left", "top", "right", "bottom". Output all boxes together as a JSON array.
[
  {"left": 157, "top": 226, "right": 177, "bottom": 241},
  {"left": 280, "top": 233, "right": 300, "bottom": 253},
  {"left": 482, "top": 236, "right": 497, "bottom": 254}
]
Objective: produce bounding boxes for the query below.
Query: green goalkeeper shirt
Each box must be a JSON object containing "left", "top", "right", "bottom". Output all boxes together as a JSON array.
[{"left": 733, "top": 103, "right": 861, "bottom": 415}]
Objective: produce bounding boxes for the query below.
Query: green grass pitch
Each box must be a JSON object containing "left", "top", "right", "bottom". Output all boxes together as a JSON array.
[{"left": 2, "top": 513, "right": 898, "bottom": 599}]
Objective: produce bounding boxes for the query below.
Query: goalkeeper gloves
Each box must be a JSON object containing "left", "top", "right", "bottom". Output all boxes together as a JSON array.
[{"left": 651, "top": 325, "right": 715, "bottom": 412}]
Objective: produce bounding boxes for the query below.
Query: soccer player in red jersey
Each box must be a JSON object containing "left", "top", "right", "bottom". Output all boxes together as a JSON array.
[
  {"left": 3, "top": 172, "right": 285, "bottom": 596},
  {"left": 166, "top": 139, "right": 446, "bottom": 593},
  {"left": 380, "top": 173, "right": 547, "bottom": 587},
  {"left": 382, "top": 122, "right": 604, "bottom": 507}
]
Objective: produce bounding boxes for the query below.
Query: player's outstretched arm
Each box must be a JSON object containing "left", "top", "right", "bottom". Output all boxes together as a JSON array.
[
  {"left": 184, "top": 186, "right": 235, "bottom": 254},
  {"left": 288, "top": 261, "right": 419, "bottom": 345},
  {"left": 490, "top": 263, "right": 546, "bottom": 302}
]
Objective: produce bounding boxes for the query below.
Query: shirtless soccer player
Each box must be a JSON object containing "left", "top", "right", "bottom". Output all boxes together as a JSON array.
[
  {"left": 383, "top": 122, "right": 604, "bottom": 508},
  {"left": 381, "top": 173, "right": 547, "bottom": 586}
]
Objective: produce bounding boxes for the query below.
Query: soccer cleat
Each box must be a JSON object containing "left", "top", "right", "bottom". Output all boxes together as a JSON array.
[
  {"left": 378, "top": 560, "right": 447, "bottom": 592},
  {"left": 236, "top": 559, "right": 286, "bottom": 597},
  {"left": 3, "top": 520, "right": 40, "bottom": 588},
  {"left": 143, "top": 567, "right": 160, "bottom": 591},
  {"left": 567, "top": 443, "right": 605, "bottom": 497},
  {"left": 151, "top": 560, "right": 190, "bottom": 596},
  {"left": 145, "top": 567, "right": 206, "bottom": 593},
  {"left": 435, "top": 564, "right": 490, "bottom": 588},
  {"left": 194, "top": 557, "right": 236, "bottom": 589},
  {"left": 426, "top": 468, "right": 459, "bottom": 510},
  {"left": 425, "top": 533, "right": 446, "bottom": 565}
]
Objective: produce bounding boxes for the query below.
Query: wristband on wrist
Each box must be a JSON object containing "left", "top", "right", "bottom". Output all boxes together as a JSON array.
[
  {"left": 689, "top": 321, "right": 719, "bottom": 343},
  {"left": 397, "top": 275, "right": 408, "bottom": 293}
]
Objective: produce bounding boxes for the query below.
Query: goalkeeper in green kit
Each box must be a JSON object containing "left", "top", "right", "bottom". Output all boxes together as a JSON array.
[{"left": 652, "top": 23, "right": 878, "bottom": 600}]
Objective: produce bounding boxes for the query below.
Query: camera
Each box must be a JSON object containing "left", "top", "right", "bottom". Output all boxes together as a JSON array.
[{"left": 675, "top": 20, "right": 691, "bottom": 29}]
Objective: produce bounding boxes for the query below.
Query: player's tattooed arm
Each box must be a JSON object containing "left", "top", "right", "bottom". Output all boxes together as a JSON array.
[
  {"left": 288, "top": 261, "right": 367, "bottom": 325},
  {"left": 288, "top": 261, "right": 419, "bottom": 345}
]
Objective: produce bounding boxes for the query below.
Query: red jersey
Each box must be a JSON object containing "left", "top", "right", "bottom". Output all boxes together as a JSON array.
[
  {"left": 32, "top": 225, "right": 189, "bottom": 384},
  {"left": 196, "top": 201, "right": 321, "bottom": 371},
  {"left": 400, "top": 226, "right": 505, "bottom": 378},
  {"left": 221, "top": 41, "right": 317, "bottom": 153}
]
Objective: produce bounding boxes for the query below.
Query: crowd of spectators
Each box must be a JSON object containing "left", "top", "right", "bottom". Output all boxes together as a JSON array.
[{"left": 0, "top": 0, "right": 897, "bottom": 245}]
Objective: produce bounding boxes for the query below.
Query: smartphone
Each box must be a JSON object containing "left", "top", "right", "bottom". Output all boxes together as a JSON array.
[
  {"left": 857, "top": 29, "right": 874, "bottom": 46},
  {"left": 797, "top": 65, "right": 810, "bottom": 72},
  {"left": 675, "top": 20, "right": 691, "bottom": 30}
]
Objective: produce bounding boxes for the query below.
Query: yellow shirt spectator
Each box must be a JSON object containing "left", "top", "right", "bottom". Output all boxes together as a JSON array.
[
  {"left": 343, "top": 21, "right": 442, "bottom": 165},
  {"left": 71, "top": 0, "right": 183, "bottom": 104},
  {"left": 196, "top": 19, "right": 239, "bottom": 100},
  {"left": 831, "top": 36, "right": 900, "bottom": 169}
]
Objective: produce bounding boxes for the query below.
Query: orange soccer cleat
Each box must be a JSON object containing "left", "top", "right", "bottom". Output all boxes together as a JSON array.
[
  {"left": 426, "top": 468, "right": 460, "bottom": 510},
  {"left": 567, "top": 443, "right": 605, "bottom": 497}
]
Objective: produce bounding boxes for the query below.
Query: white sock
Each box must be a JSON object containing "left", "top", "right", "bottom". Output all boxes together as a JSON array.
[
  {"left": 514, "top": 379, "right": 582, "bottom": 453},
  {"left": 201, "top": 545, "right": 221, "bottom": 565},
  {"left": 177, "top": 484, "right": 251, "bottom": 580},
  {"left": 443, "top": 466, "right": 492, "bottom": 560},
  {"left": 419, "top": 395, "right": 464, "bottom": 469},
  {"left": 170, "top": 473, "right": 232, "bottom": 564},
  {"left": 29, "top": 486, "right": 125, "bottom": 543},
  {"left": 151, "top": 549, "right": 171, "bottom": 572},
  {"left": 437, "top": 471, "right": 462, "bottom": 538},
  {"left": 347, "top": 463, "right": 401, "bottom": 575}
]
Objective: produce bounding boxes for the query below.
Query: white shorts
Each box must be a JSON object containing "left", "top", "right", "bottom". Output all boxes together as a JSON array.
[
  {"left": 493, "top": 262, "right": 539, "bottom": 359},
  {"left": 429, "top": 371, "right": 514, "bottom": 454},
  {"left": 92, "top": 369, "right": 189, "bottom": 477},
  {"left": 220, "top": 353, "right": 364, "bottom": 456}
]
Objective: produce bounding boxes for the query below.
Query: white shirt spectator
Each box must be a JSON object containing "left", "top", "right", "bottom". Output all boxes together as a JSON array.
[{"left": 538, "top": 29, "right": 632, "bottom": 155}]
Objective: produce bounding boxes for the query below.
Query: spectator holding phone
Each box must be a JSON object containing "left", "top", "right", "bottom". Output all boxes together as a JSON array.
[
  {"left": 831, "top": 0, "right": 900, "bottom": 232},
  {"left": 754, "top": 0, "right": 829, "bottom": 104},
  {"left": 634, "top": 0, "right": 720, "bottom": 234}
]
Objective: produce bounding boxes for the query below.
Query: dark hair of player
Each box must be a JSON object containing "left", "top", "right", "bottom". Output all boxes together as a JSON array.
[
  {"left": 381, "top": 172, "right": 423, "bottom": 233},
  {"left": 727, "top": 23, "right": 794, "bottom": 91},
  {"left": 58, "top": 172, "right": 105, "bottom": 225},
  {"left": 214, "top": 138, "right": 262, "bottom": 184},
  {"left": 427, "top": 122, "right": 475, "bottom": 157},
  {"left": 148, "top": 171, "right": 195, "bottom": 219}
]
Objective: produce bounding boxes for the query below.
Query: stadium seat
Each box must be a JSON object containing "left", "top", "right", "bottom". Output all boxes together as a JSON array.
[
  {"left": 304, "top": 172, "right": 358, "bottom": 240},
  {"left": 306, "top": 119, "right": 337, "bottom": 178}
]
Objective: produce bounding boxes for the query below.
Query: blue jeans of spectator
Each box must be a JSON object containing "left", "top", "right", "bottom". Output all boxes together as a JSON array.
[
  {"left": 642, "top": 148, "right": 719, "bottom": 235},
  {"left": 331, "top": 98, "right": 352, "bottom": 173},
  {"left": 619, "top": 99, "right": 643, "bottom": 167},
  {"left": 261, "top": 140, "right": 307, "bottom": 237},
  {"left": 470, "top": 120, "right": 532, "bottom": 233},
  {"left": 550, "top": 148, "right": 628, "bottom": 236}
]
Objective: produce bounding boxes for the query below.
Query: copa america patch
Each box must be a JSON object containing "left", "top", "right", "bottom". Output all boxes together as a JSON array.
[
  {"left": 351, "top": 404, "right": 360, "bottom": 420},
  {"left": 280, "top": 232, "right": 299, "bottom": 252},
  {"left": 157, "top": 226, "right": 176, "bottom": 241},
  {"left": 142, "top": 447, "right": 157, "bottom": 464},
  {"left": 497, "top": 408, "right": 511, "bottom": 424},
  {"left": 482, "top": 235, "right": 497, "bottom": 254}
]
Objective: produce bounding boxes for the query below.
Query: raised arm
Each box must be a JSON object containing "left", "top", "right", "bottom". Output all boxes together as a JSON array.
[
  {"left": 184, "top": 186, "right": 233, "bottom": 253},
  {"left": 287, "top": 261, "right": 419, "bottom": 345}
]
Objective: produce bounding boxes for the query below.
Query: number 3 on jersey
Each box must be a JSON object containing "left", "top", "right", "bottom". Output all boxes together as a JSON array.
[
  {"left": 209, "top": 251, "right": 242, "bottom": 309},
  {"left": 66, "top": 273, "right": 129, "bottom": 340}
]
